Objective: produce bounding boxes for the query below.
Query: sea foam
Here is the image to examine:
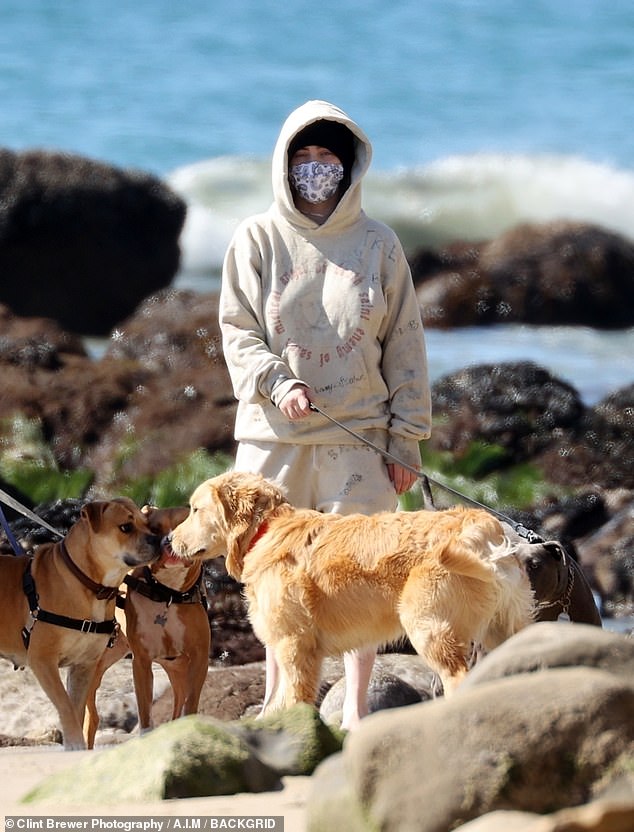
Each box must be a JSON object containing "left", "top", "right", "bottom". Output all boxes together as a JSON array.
[{"left": 167, "top": 153, "right": 634, "bottom": 286}]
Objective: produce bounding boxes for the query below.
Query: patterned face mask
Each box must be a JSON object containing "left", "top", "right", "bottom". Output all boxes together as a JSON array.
[{"left": 289, "top": 161, "right": 344, "bottom": 203}]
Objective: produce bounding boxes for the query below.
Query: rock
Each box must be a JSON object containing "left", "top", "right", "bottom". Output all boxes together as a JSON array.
[
  {"left": 430, "top": 364, "right": 634, "bottom": 490},
  {"left": 576, "top": 504, "right": 634, "bottom": 618},
  {"left": 0, "top": 306, "right": 157, "bottom": 473},
  {"left": 533, "top": 384, "right": 634, "bottom": 490},
  {"left": 228, "top": 704, "right": 344, "bottom": 776},
  {"left": 430, "top": 361, "right": 584, "bottom": 465},
  {"left": 22, "top": 705, "right": 343, "bottom": 804},
  {"left": 536, "top": 490, "right": 611, "bottom": 541},
  {"left": 411, "top": 221, "right": 634, "bottom": 329},
  {"left": 307, "top": 665, "right": 634, "bottom": 831},
  {"left": 3, "top": 499, "right": 83, "bottom": 552},
  {"left": 0, "top": 304, "right": 86, "bottom": 362},
  {"left": 85, "top": 289, "right": 237, "bottom": 490},
  {"left": 0, "top": 149, "right": 186, "bottom": 335},
  {"left": 319, "top": 669, "right": 428, "bottom": 727},
  {"left": 152, "top": 662, "right": 266, "bottom": 725},
  {"left": 0, "top": 292, "right": 237, "bottom": 487},
  {"left": 306, "top": 754, "right": 370, "bottom": 832},
  {"left": 457, "top": 795, "right": 634, "bottom": 832},
  {"left": 23, "top": 714, "right": 281, "bottom": 803},
  {"left": 459, "top": 622, "right": 634, "bottom": 689}
]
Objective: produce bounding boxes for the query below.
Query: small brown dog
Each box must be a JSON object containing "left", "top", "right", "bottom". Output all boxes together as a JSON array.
[
  {"left": 84, "top": 506, "right": 210, "bottom": 747},
  {"left": 170, "top": 472, "right": 535, "bottom": 713},
  {"left": 0, "top": 499, "right": 162, "bottom": 750}
]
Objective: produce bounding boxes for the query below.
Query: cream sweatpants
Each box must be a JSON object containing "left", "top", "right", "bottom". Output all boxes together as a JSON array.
[{"left": 233, "top": 440, "right": 399, "bottom": 514}]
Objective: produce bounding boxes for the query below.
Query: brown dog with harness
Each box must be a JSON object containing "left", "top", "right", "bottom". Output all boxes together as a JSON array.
[
  {"left": 84, "top": 506, "right": 210, "bottom": 747},
  {"left": 0, "top": 498, "right": 162, "bottom": 750}
]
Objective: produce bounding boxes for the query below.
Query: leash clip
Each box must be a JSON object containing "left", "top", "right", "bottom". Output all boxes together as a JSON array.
[
  {"left": 107, "top": 621, "right": 120, "bottom": 649},
  {"left": 21, "top": 608, "right": 39, "bottom": 650},
  {"left": 514, "top": 524, "right": 545, "bottom": 544}
]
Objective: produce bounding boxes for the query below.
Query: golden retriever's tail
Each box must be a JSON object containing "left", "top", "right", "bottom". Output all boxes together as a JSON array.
[
  {"left": 438, "top": 509, "right": 506, "bottom": 582},
  {"left": 438, "top": 509, "right": 535, "bottom": 647}
]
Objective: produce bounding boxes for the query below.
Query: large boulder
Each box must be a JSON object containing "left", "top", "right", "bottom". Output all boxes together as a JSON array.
[
  {"left": 430, "top": 360, "right": 584, "bottom": 465},
  {"left": 0, "top": 292, "right": 236, "bottom": 487},
  {"left": 319, "top": 655, "right": 437, "bottom": 728},
  {"left": 22, "top": 715, "right": 281, "bottom": 803},
  {"left": 412, "top": 221, "right": 634, "bottom": 329},
  {"left": 459, "top": 622, "right": 634, "bottom": 689},
  {"left": 430, "top": 363, "right": 634, "bottom": 489},
  {"left": 307, "top": 627, "right": 634, "bottom": 831},
  {"left": 534, "top": 383, "right": 634, "bottom": 490},
  {"left": 576, "top": 501, "right": 634, "bottom": 616},
  {"left": 23, "top": 706, "right": 343, "bottom": 804},
  {"left": 85, "top": 289, "right": 237, "bottom": 489},
  {"left": 0, "top": 149, "right": 186, "bottom": 334},
  {"left": 0, "top": 305, "right": 151, "bottom": 472}
]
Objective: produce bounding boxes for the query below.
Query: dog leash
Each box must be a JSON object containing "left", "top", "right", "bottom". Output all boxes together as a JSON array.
[
  {"left": 308, "top": 401, "right": 543, "bottom": 543},
  {"left": 0, "top": 505, "right": 26, "bottom": 555},
  {"left": 0, "top": 485, "right": 65, "bottom": 554}
]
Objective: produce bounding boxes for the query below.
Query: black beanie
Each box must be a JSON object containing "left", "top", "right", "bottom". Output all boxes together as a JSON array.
[{"left": 288, "top": 120, "right": 356, "bottom": 175}]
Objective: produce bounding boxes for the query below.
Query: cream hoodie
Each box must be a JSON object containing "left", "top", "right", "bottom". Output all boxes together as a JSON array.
[{"left": 220, "top": 100, "right": 431, "bottom": 467}]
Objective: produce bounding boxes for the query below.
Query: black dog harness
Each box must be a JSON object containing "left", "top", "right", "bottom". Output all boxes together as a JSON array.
[
  {"left": 121, "top": 565, "right": 207, "bottom": 610},
  {"left": 21, "top": 542, "right": 119, "bottom": 649}
]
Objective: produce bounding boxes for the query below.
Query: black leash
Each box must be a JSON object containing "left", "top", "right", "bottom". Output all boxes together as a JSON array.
[{"left": 308, "top": 401, "right": 543, "bottom": 543}]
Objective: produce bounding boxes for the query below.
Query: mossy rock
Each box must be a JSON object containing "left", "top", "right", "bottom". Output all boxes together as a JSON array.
[
  {"left": 233, "top": 702, "right": 346, "bottom": 775},
  {"left": 23, "top": 715, "right": 280, "bottom": 804}
]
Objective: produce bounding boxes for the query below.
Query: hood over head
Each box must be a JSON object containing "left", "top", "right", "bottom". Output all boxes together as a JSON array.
[{"left": 271, "top": 100, "right": 372, "bottom": 230}]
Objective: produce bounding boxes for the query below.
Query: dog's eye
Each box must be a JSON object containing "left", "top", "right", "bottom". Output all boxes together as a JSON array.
[{"left": 119, "top": 522, "right": 134, "bottom": 534}]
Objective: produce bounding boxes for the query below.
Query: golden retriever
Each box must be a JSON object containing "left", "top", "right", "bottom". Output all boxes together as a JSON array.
[{"left": 170, "top": 472, "right": 535, "bottom": 712}]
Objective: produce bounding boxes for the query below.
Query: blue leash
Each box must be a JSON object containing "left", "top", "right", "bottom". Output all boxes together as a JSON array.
[
  {"left": 0, "top": 504, "right": 26, "bottom": 555},
  {"left": 0, "top": 485, "right": 64, "bottom": 556}
]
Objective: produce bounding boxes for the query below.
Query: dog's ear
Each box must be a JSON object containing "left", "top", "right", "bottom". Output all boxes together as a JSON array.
[
  {"left": 252, "top": 478, "right": 288, "bottom": 517},
  {"left": 143, "top": 506, "right": 189, "bottom": 535},
  {"left": 80, "top": 501, "right": 110, "bottom": 529},
  {"left": 212, "top": 483, "right": 249, "bottom": 579},
  {"left": 543, "top": 541, "right": 565, "bottom": 562},
  {"left": 219, "top": 476, "right": 287, "bottom": 579}
]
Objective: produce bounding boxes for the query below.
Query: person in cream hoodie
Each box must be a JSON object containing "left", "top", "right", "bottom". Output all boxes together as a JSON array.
[{"left": 220, "top": 100, "right": 431, "bottom": 729}]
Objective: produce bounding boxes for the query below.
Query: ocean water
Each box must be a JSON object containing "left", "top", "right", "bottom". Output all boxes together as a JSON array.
[{"left": 2, "top": 0, "right": 634, "bottom": 403}]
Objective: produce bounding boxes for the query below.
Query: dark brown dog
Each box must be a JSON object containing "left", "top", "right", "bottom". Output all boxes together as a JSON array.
[
  {"left": 0, "top": 499, "right": 161, "bottom": 750},
  {"left": 84, "top": 506, "right": 210, "bottom": 747},
  {"left": 511, "top": 533, "right": 602, "bottom": 625}
]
